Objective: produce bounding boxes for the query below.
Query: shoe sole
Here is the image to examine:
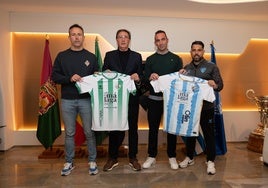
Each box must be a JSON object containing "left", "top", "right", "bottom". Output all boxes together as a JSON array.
[
  {"left": 179, "top": 161, "right": 194, "bottom": 169},
  {"left": 129, "top": 163, "right": 141, "bottom": 171},
  {"left": 103, "top": 162, "right": 119, "bottom": 171},
  {"left": 208, "top": 171, "right": 216, "bottom": 175},
  {"left": 206, "top": 162, "right": 216, "bottom": 175},
  {"left": 207, "top": 168, "right": 216, "bottom": 175},
  {"left": 89, "top": 169, "right": 99, "bottom": 175},
  {"left": 61, "top": 166, "right": 75, "bottom": 176}
]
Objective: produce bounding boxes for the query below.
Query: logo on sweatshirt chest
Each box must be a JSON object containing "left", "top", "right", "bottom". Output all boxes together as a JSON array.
[{"left": 84, "top": 60, "right": 90, "bottom": 66}]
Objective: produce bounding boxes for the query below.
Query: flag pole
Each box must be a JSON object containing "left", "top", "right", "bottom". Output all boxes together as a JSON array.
[
  {"left": 94, "top": 36, "right": 109, "bottom": 157},
  {"left": 46, "top": 34, "right": 53, "bottom": 152}
]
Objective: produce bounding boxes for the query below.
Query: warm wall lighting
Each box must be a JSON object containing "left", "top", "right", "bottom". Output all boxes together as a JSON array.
[{"left": 11, "top": 33, "right": 268, "bottom": 130}]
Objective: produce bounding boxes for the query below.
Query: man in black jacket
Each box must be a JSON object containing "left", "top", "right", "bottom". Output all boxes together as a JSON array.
[{"left": 102, "top": 29, "right": 143, "bottom": 171}]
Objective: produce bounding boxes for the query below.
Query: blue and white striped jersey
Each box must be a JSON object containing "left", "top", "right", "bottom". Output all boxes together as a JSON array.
[{"left": 150, "top": 72, "right": 215, "bottom": 136}]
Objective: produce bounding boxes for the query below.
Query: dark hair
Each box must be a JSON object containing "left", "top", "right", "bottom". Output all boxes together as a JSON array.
[
  {"left": 69, "top": 24, "right": 84, "bottom": 35},
  {"left": 116, "top": 29, "right": 131, "bottom": 39},
  {"left": 155, "top": 30, "right": 167, "bottom": 38},
  {"left": 191, "top": 41, "right": 204, "bottom": 49}
]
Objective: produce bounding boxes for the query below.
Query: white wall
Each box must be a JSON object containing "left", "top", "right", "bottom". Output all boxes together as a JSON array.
[
  {"left": 1, "top": 11, "right": 268, "bottom": 149},
  {"left": 10, "top": 12, "right": 268, "bottom": 54},
  {"left": 0, "top": 9, "right": 15, "bottom": 150}
]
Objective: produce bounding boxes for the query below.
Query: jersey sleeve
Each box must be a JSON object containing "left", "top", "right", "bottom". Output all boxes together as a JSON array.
[
  {"left": 75, "top": 75, "right": 95, "bottom": 94},
  {"left": 150, "top": 72, "right": 178, "bottom": 92},
  {"left": 125, "top": 76, "right": 137, "bottom": 95},
  {"left": 150, "top": 79, "right": 161, "bottom": 93},
  {"left": 200, "top": 83, "right": 216, "bottom": 102},
  {"left": 190, "top": 75, "right": 216, "bottom": 103}
]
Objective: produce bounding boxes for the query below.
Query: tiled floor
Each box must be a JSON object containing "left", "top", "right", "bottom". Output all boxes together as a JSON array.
[{"left": 0, "top": 142, "right": 268, "bottom": 188}]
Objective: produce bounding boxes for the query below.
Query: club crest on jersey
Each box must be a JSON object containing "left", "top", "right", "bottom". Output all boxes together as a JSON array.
[
  {"left": 115, "top": 84, "right": 122, "bottom": 90},
  {"left": 84, "top": 60, "right": 90, "bottom": 66},
  {"left": 192, "top": 83, "right": 200, "bottom": 92},
  {"left": 200, "top": 67, "right": 206, "bottom": 73}
]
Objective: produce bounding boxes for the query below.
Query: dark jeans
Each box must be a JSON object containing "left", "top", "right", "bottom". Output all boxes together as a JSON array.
[
  {"left": 186, "top": 108, "right": 216, "bottom": 161},
  {"left": 108, "top": 94, "right": 139, "bottom": 159},
  {"left": 147, "top": 98, "right": 177, "bottom": 158}
]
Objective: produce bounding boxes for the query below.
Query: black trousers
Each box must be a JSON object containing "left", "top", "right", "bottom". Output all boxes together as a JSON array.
[
  {"left": 108, "top": 94, "right": 140, "bottom": 159},
  {"left": 147, "top": 98, "right": 177, "bottom": 158},
  {"left": 186, "top": 108, "right": 216, "bottom": 161}
]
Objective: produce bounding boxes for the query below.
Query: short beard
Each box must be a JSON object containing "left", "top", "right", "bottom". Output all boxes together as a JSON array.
[{"left": 193, "top": 56, "right": 203, "bottom": 63}]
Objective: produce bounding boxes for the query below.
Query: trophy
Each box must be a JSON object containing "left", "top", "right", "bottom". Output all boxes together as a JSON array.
[{"left": 246, "top": 89, "right": 268, "bottom": 153}]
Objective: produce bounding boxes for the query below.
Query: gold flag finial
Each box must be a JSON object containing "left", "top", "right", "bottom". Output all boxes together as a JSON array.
[
  {"left": 211, "top": 40, "right": 214, "bottom": 45},
  {"left": 45, "top": 34, "right": 49, "bottom": 40},
  {"left": 95, "top": 36, "right": 98, "bottom": 42}
]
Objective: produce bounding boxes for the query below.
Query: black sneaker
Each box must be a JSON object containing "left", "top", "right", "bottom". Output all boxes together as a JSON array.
[{"left": 103, "top": 158, "right": 118, "bottom": 171}]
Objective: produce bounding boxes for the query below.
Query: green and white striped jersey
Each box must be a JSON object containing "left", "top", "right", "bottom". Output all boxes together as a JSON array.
[{"left": 76, "top": 72, "right": 136, "bottom": 131}]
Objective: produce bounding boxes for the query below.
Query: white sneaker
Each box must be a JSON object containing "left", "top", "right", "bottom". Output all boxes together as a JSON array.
[
  {"left": 142, "top": 157, "right": 156, "bottom": 169},
  {"left": 61, "top": 162, "right": 75, "bottom": 176},
  {"left": 89, "top": 162, "right": 98, "bottom": 175},
  {"left": 179, "top": 157, "right": 194, "bottom": 168},
  {"left": 207, "top": 161, "right": 216, "bottom": 175},
  {"left": 169, "top": 157, "right": 178, "bottom": 170}
]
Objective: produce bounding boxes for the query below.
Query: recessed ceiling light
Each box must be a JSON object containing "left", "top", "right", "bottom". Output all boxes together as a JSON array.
[{"left": 188, "top": 0, "right": 267, "bottom": 4}]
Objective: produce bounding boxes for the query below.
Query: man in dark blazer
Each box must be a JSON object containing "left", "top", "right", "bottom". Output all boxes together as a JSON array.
[{"left": 102, "top": 29, "right": 144, "bottom": 171}]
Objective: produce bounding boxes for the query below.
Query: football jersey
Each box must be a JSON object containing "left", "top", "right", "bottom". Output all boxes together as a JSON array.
[
  {"left": 76, "top": 72, "right": 136, "bottom": 131},
  {"left": 150, "top": 72, "right": 215, "bottom": 136}
]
